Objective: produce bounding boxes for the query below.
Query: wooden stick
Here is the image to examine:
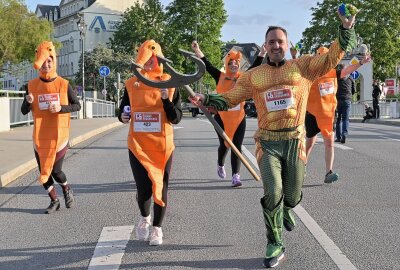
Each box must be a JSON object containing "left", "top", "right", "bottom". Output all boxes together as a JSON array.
[{"left": 184, "top": 85, "right": 260, "bottom": 181}]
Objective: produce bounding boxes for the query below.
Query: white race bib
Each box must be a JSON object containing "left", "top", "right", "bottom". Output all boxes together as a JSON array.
[
  {"left": 264, "top": 88, "right": 294, "bottom": 112},
  {"left": 133, "top": 112, "right": 161, "bottom": 132},
  {"left": 228, "top": 104, "right": 241, "bottom": 111},
  {"left": 38, "top": 93, "right": 60, "bottom": 110},
  {"left": 318, "top": 81, "right": 335, "bottom": 97}
]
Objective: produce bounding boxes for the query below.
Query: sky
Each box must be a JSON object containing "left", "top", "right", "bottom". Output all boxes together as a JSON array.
[{"left": 25, "top": 0, "right": 319, "bottom": 47}]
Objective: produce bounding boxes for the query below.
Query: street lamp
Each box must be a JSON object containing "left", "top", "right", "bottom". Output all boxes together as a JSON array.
[{"left": 77, "top": 14, "right": 87, "bottom": 118}]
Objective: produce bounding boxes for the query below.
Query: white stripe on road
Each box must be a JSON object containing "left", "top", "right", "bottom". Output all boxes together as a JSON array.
[
  {"left": 242, "top": 145, "right": 358, "bottom": 270},
  {"left": 315, "top": 137, "right": 353, "bottom": 150},
  {"left": 380, "top": 136, "right": 400, "bottom": 142},
  {"left": 294, "top": 205, "right": 358, "bottom": 270},
  {"left": 241, "top": 146, "right": 259, "bottom": 170},
  {"left": 88, "top": 225, "right": 134, "bottom": 270}
]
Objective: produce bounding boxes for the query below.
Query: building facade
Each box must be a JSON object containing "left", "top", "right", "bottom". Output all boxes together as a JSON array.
[{"left": 1, "top": 0, "right": 144, "bottom": 90}]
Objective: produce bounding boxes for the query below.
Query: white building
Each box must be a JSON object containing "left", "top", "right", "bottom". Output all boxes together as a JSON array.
[{"left": 1, "top": 0, "right": 144, "bottom": 90}]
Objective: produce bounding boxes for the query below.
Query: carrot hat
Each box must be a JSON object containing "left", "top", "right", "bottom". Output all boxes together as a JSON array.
[{"left": 33, "top": 41, "right": 58, "bottom": 80}]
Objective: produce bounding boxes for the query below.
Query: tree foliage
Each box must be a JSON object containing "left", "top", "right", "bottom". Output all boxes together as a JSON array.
[
  {"left": 109, "top": 0, "right": 227, "bottom": 102},
  {"left": 301, "top": 0, "right": 400, "bottom": 81},
  {"left": 75, "top": 44, "right": 134, "bottom": 102},
  {"left": 109, "top": 0, "right": 167, "bottom": 55},
  {"left": 164, "top": 0, "right": 227, "bottom": 99},
  {"left": 0, "top": 0, "right": 54, "bottom": 67}
]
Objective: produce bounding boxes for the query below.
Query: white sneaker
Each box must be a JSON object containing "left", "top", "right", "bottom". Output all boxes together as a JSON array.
[
  {"left": 136, "top": 215, "right": 151, "bottom": 241},
  {"left": 149, "top": 226, "right": 163, "bottom": 246}
]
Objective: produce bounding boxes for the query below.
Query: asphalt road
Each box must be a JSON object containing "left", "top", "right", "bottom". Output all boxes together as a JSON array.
[{"left": 0, "top": 116, "right": 399, "bottom": 270}]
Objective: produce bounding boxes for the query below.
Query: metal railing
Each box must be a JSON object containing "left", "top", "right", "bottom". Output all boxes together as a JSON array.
[
  {"left": 350, "top": 99, "right": 399, "bottom": 118},
  {"left": 1, "top": 90, "right": 115, "bottom": 128},
  {"left": 86, "top": 98, "right": 115, "bottom": 118}
]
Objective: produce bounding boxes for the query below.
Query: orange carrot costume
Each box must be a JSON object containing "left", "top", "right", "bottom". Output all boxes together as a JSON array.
[
  {"left": 125, "top": 40, "right": 175, "bottom": 207},
  {"left": 217, "top": 50, "right": 245, "bottom": 147},
  {"left": 307, "top": 47, "right": 338, "bottom": 138},
  {"left": 28, "top": 41, "right": 70, "bottom": 184}
]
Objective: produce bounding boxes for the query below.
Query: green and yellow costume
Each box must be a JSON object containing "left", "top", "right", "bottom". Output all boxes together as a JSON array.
[{"left": 203, "top": 25, "right": 356, "bottom": 264}]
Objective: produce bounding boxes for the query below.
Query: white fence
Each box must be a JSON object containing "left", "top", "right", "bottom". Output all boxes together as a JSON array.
[
  {"left": 0, "top": 90, "right": 115, "bottom": 132},
  {"left": 350, "top": 99, "right": 400, "bottom": 118}
]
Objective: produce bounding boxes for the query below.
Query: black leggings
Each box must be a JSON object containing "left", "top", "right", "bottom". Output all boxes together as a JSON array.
[
  {"left": 214, "top": 114, "right": 246, "bottom": 175},
  {"left": 34, "top": 146, "right": 68, "bottom": 190},
  {"left": 129, "top": 150, "right": 172, "bottom": 227}
]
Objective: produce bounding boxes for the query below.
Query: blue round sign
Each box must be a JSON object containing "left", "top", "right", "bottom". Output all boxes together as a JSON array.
[
  {"left": 350, "top": 70, "right": 360, "bottom": 80},
  {"left": 99, "top": 66, "right": 110, "bottom": 77}
]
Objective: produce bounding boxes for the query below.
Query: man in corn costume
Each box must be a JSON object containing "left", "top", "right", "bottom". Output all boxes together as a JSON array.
[{"left": 192, "top": 9, "right": 357, "bottom": 268}]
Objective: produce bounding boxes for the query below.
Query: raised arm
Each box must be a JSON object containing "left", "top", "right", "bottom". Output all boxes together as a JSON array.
[
  {"left": 339, "top": 54, "right": 371, "bottom": 78},
  {"left": 296, "top": 6, "right": 358, "bottom": 81},
  {"left": 191, "top": 40, "right": 221, "bottom": 83}
]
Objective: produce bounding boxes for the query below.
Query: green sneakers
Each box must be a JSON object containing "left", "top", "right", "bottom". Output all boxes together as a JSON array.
[
  {"left": 324, "top": 171, "right": 339, "bottom": 183},
  {"left": 263, "top": 243, "right": 285, "bottom": 268}
]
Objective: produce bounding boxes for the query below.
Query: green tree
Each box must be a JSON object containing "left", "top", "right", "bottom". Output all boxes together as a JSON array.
[
  {"left": 110, "top": 0, "right": 167, "bottom": 54},
  {"left": 301, "top": 0, "right": 400, "bottom": 81},
  {"left": 0, "top": 0, "right": 54, "bottom": 66},
  {"left": 164, "top": 0, "right": 227, "bottom": 100},
  {"left": 75, "top": 45, "right": 134, "bottom": 102}
]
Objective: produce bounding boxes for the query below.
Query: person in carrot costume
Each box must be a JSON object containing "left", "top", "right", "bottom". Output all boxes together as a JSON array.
[
  {"left": 21, "top": 41, "right": 81, "bottom": 214},
  {"left": 118, "top": 39, "right": 182, "bottom": 246},
  {"left": 191, "top": 40, "right": 266, "bottom": 187},
  {"left": 291, "top": 46, "right": 371, "bottom": 183}
]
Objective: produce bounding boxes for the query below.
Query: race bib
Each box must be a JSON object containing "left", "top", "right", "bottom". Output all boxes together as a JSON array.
[
  {"left": 38, "top": 93, "right": 60, "bottom": 110},
  {"left": 133, "top": 112, "right": 161, "bottom": 132},
  {"left": 318, "top": 81, "right": 335, "bottom": 97},
  {"left": 228, "top": 104, "right": 241, "bottom": 111},
  {"left": 264, "top": 88, "right": 294, "bottom": 112}
]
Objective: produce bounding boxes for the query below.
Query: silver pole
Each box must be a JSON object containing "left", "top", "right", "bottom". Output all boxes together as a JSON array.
[
  {"left": 82, "top": 37, "right": 86, "bottom": 118},
  {"left": 117, "top": 72, "right": 121, "bottom": 106}
]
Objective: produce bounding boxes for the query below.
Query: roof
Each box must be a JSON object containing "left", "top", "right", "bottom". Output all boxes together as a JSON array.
[
  {"left": 35, "top": 4, "right": 60, "bottom": 18},
  {"left": 224, "top": 43, "right": 261, "bottom": 70}
]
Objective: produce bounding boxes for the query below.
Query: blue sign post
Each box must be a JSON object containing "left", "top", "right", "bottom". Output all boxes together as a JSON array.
[
  {"left": 99, "top": 66, "right": 110, "bottom": 100},
  {"left": 350, "top": 70, "right": 360, "bottom": 80},
  {"left": 99, "top": 66, "right": 110, "bottom": 77}
]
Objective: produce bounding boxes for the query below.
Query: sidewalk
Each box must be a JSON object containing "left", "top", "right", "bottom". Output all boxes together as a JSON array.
[
  {"left": 350, "top": 117, "right": 400, "bottom": 126},
  {"left": 0, "top": 118, "right": 123, "bottom": 188}
]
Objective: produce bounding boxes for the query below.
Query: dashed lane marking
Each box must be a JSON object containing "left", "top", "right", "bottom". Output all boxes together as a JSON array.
[
  {"left": 242, "top": 145, "right": 358, "bottom": 270},
  {"left": 88, "top": 225, "right": 134, "bottom": 270}
]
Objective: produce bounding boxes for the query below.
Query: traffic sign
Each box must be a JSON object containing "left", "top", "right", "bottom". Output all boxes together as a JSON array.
[
  {"left": 350, "top": 71, "right": 360, "bottom": 80},
  {"left": 350, "top": 56, "right": 359, "bottom": 65},
  {"left": 99, "top": 66, "right": 110, "bottom": 77},
  {"left": 102, "top": 89, "right": 107, "bottom": 95}
]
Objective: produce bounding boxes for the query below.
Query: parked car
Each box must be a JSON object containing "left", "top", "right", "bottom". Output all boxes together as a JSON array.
[
  {"left": 244, "top": 99, "right": 257, "bottom": 117},
  {"left": 186, "top": 102, "right": 204, "bottom": 117}
]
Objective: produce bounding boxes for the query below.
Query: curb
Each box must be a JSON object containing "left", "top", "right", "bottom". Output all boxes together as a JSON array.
[{"left": 0, "top": 122, "right": 123, "bottom": 188}]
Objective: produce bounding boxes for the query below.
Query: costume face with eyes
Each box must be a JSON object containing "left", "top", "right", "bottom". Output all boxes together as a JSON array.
[
  {"left": 33, "top": 41, "right": 58, "bottom": 80},
  {"left": 135, "top": 40, "right": 164, "bottom": 76},
  {"left": 224, "top": 50, "right": 241, "bottom": 77}
]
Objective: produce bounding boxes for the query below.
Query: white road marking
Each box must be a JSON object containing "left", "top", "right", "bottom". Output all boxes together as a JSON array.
[
  {"left": 241, "top": 146, "right": 259, "bottom": 170},
  {"left": 242, "top": 145, "right": 358, "bottom": 270},
  {"left": 294, "top": 205, "right": 358, "bottom": 270},
  {"left": 173, "top": 126, "right": 184, "bottom": 129},
  {"left": 380, "top": 136, "right": 400, "bottom": 142},
  {"left": 88, "top": 225, "right": 134, "bottom": 270},
  {"left": 315, "top": 137, "right": 353, "bottom": 150}
]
